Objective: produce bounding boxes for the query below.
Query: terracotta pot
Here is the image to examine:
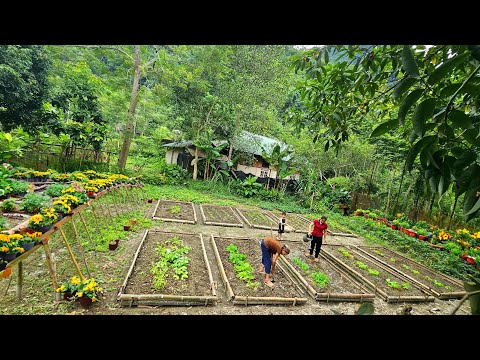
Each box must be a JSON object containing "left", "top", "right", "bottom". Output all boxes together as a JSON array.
[
  {"left": 78, "top": 296, "right": 92, "bottom": 309},
  {"left": 418, "top": 235, "right": 427, "bottom": 241},
  {"left": 109, "top": 242, "right": 118, "bottom": 251},
  {"left": 147, "top": 199, "right": 153, "bottom": 203},
  {"left": 123, "top": 225, "right": 131, "bottom": 231},
  {"left": 63, "top": 291, "right": 74, "bottom": 301}
]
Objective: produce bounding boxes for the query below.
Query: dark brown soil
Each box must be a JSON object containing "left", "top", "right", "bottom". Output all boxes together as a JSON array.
[
  {"left": 153, "top": 200, "right": 195, "bottom": 222},
  {"left": 237, "top": 207, "right": 277, "bottom": 228},
  {"left": 200, "top": 205, "right": 243, "bottom": 226},
  {"left": 324, "top": 244, "right": 431, "bottom": 299}
]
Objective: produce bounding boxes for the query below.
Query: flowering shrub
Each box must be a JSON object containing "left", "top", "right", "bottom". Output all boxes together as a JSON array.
[
  {"left": 0, "top": 233, "right": 25, "bottom": 255},
  {"left": 56, "top": 276, "right": 103, "bottom": 302},
  {"left": 28, "top": 208, "right": 58, "bottom": 229},
  {"left": 53, "top": 199, "right": 72, "bottom": 215}
]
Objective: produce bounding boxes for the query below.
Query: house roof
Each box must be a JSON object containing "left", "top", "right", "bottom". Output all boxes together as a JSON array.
[{"left": 163, "top": 131, "right": 291, "bottom": 161}]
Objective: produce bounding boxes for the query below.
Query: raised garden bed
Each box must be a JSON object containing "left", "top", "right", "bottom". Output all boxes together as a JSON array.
[
  {"left": 352, "top": 245, "right": 466, "bottom": 299},
  {"left": 152, "top": 199, "right": 197, "bottom": 224},
  {"left": 117, "top": 230, "right": 217, "bottom": 307},
  {"left": 322, "top": 244, "right": 435, "bottom": 303},
  {"left": 210, "top": 235, "right": 308, "bottom": 306},
  {"left": 266, "top": 210, "right": 309, "bottom": 233},
  {"left": 235, "top": 208, "right": 277, "bottom": 230},
  {"left": 199, "top": 204, "right": 243, "bottom": 227},
  {"left": 278, "top": 241, "right": 375, "bottom": 302}
]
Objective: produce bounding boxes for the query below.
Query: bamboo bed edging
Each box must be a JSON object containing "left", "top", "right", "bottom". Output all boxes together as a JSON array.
[
  {"left": 278, "top": 256, "right": 317, "bottom": 299},
  {"left": 151, "top": 199, "right": 161, "bottom": 219},
  {"left": 119, "top": 294, "right": 217, "bottom": 303},
  {"left": 315, "top": 293, "right": 375, "bottom": 302},
  {"left": 230, "top": 206, "right": 246, "bottom": 226},
  {"left": 204, "top": 220, "right": 244, "bottom": 228},
  {"left": 200, "top": 234, "right": 217, "bottom": 298},
  {"left": 117, "top": 229, "right": 149, "bottom": 299},
  {"left": 276, "top": 261, "right": 307, "bottom": 296},
  {"left": 233, "top": 296, "right": 307, "bottom": 306},
  {"left": 327, "top": 230, "right": 358, "bottom": 238},
  {"left": 373, "top": 246, "right": 463, "bottom": 287},
  {"left": 235, "top": 208, "right": 253, "bottom": 227},
  {"left": 148, "top": 229, "right": 198, "bottom": 236},
  {"left": 321, "top": 248, "right": 389, "bottom": 301},
  {"left": 351, "top": 245, "right": 439, "bottom": 297},
  {"left": 386, "top": 295, "right": 435, "bottom": 303},
  {"left": 199, "top": 203, "right": 207, "bottom": 224},
  {"left": 152, "top": 217, "right": 196, "bottom": 224},
  {"left": 210, "top": 235, "right": 235, "bottom": 301},
  {"left": 352, "top": 245, "right": 466, "bottom": 297},
  {"left": 192, "top": 202, "right": 198, "bottom": 224}
]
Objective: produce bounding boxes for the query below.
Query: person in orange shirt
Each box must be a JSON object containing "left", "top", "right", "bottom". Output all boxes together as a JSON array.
[
  {"left": 259, "top": 236, "right": 290, "bottom": 288},
  {"left": 306, "top": 216, "right": 328, "bottom": 262}
]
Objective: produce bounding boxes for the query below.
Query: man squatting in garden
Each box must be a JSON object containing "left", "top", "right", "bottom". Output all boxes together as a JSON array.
[{"left": 259, "top": 236, "right": 290, "bottom": 288}]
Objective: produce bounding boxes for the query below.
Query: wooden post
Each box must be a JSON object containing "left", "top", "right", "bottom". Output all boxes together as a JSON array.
[
  {"left": 16, "top": 261, "right": 23, "bottom": 300},
  {"left": 43, "top": 243, "right": 60, "bottom": 301},
  {"left": 111, "top": 189, "right": 122, "bottom": 216},
  {"left": 59, "top": 228, "right": 84, "bottom": 280}
]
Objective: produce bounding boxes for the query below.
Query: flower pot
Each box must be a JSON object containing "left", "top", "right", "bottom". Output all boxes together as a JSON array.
[
  {"left": 417, "top": 235, "right": 427, "bottom": 241},
  {"left": 0, "top": 262, "right": 7, "bottom": 272},
  {"left": 147, "top": 199, "right": 153, "bottom": 203},
  {"left": 130, "top": 219, "right": 137, "bottom": 225},
  {"left": 123, "top": 225, "right": 131, "bottom": 231},
  {"left": 63, "top": 291, "right": 75, "bottom": 301},
  {"left": 32, "top": 224, "right": 53, "bottom": 234},
  {"left": 0, "top": 253, "right": 17, "bottom": 262},
  {"left": 109, "top": 242, "right": 118, "bottom": 251},
  {"left": 78, "top": 296, "right": 92, "bottom": 309},
  {"left": 21, "top": 241, "right": 35, "bottom": 252}
]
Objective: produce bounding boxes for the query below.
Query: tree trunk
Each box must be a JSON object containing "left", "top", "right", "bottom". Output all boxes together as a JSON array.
[
  {"left": 384, "top": 166, "right": 397, "bottom": 218},
  {"left": 392, "top": 163, "right": 406, "bottom": 215},
  {"left": 193, "top": 147, "right": 199, "bottom": 180},
  {"left": 117, "top": 45, "right": 141, "bottom": 170},
  {"left": 447, "top": 196, "right": 458, "bottom": 231}
]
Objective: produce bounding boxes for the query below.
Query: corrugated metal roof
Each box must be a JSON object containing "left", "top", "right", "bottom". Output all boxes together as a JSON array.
[{"left": 163, "top": 140, "right": 194, "bottom": 148}]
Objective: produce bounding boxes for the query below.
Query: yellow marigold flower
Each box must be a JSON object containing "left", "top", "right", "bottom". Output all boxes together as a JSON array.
[
  {"left": 1, "top": 247, "right": 9, "bottom": 252},
  {"left": 76, "top": 292, "right": 83, "bottom": 297},
  {"left": 56, "top": 288, "right": 61, "bottom": 292},
  {"left": 8, "top": 234, "right": 22, "bottom": 240},
  {"left": 92, "top": 297, "right": 97, "bottom": 302},
  {"left": 71, "top": 276, "right": 81, "bottom": 285}
]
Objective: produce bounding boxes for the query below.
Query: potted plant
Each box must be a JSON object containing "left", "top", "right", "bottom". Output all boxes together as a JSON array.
[
  {"left": 0, "top": 234, "right": 25, "bottom": 262},
  {"left": 416, "top": 228, "right": 429, "bottom": 241},
  {"left": 27, "top": 208, "right": 58, "bottom": 233},
  {"left": 56, "top": 275, "right": 82, "bottom": 301},
  {"left": 53, "top": 199, "right": 72, "bottom": 217},
  {"left": 74, "top": 277, "right": 103, "bottom": 308},
  {"left": 109, "top": 240, "right": 119, "bottom": 251}
]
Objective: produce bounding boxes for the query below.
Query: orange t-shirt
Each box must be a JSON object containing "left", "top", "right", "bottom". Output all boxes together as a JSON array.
[{"left": 263, "top": 236, "right": 283, "bottom": 255}]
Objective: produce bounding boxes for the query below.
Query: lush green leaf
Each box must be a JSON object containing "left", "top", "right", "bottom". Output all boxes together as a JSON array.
[
  {"left": 468, "top": 45, "right": 480, "bottom": 61},
  {"left": 393, "top": 77, "right": 417, "bottom": 101},
  {"left": 405, "top": 135, "right": 436, "bottom": 172},
  {"left": 448, "top": 110, "right": 474, "bottom": 129},
  {"left": 370, "top": 119, "right": 399, "bottom": 138},
  {"left": 402, "top": 46, "right": 420, "bottom": 78},
  {"left": 412, "top": 98, "right": 435, "bottom": 137},
  {"left": 397, "top": 89, "right": 423, "bottom": 124},
  {"left": 427, "top": 52, "right": 470, "bottom": 85}
]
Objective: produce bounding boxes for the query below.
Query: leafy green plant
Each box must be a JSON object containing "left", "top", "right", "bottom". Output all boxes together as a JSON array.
[
  {"left": 411, "top": 269, "right": 419, "bottom": 275},
  {"left": 386, "top": 279, "right": 400, "bottom": 289},
  {"left": 433, "top": 280, "right": 444, "bottom": 287},
  {"left": 226, "top": 243, "right": 259, "bottom": 289},
  {"left": 169, "top": 205, "right": 181, "bottom": 214},
  {"left": 19, "top": 193, "right": 50, "bottom": 213},
  {"left": 356, "top": 261, "right": 368, "bottom": 270},
  {"left": 293, "top": 256, "right": 310, "bottom": 272},
  {"left": 311, "top": 270, "right": 329, "bottom": 289},
  {"left": 367, "top": 268, "right": 380, "bottom": 276},
  {"left": 0, "top": 198, "right": 16, "bottom": 212},
  {"left": 44, "top": 183, "right": 69, "bottom": 197},
  {"left": 338, "top": 247, "right": 353, "bottom": 258},
  {"left": 402, "top": 282, "right": 410, "bottom": 290},
  {"left": 374, "top": 250, "right": 385, "bottom": 257}
]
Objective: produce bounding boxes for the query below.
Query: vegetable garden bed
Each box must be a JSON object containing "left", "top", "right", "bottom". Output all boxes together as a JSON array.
[
  {"left": 152, "top": 199, "right": 197, "bottom": 224},
  {"left": 210, "top": 235, "right": 308, "bottom": 306},
  {"left": 278, "top": 241, "right": 375, "bottom": 302},
  {"left": 322, "top": 244, "right": 435, "bottom": 303},
  {"left": 235, "top": 208, "right": 277, "bottom": 230},
  {"left": 352, "top": 245, "right": 466, "bottom": 299},
  {"left": 199, "top": 204, "right": 244, "bottom": 227},
  {"left": 117, "top": 230, "right": 217, "bottom": 307}
]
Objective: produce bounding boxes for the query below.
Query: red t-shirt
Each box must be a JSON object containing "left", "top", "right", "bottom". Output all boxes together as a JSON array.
[{"left": 312, "top": 219, "right": 328, "bottom": 237}]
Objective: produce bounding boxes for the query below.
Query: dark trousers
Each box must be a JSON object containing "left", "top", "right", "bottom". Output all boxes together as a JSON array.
[{"left": 309, "top": 235, "right": 323, "bottom": 258}]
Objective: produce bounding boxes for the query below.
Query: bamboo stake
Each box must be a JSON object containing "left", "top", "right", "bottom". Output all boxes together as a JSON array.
[
  {"left": 450, "top": 289, "right": 480, "bottom": 315},
  {"left": 16, "top": 261, "right": 23, "bottom": 300},
  {"left": 315, "top": 293, "right": 375, "bottom": 302},
  {"left": 88, "top": 203, "right": 104, "bottom": 236},
  {"left": 152, "top": 217, "right": 195, "bottom": 224},
  {"left": 276, "top": 261, "right": 306, "bottom": 296},
  {"left": 210, "top": 234, "right": 235, "bottom": 301},
  {"left": 77, "top": 212, "right": 96, "bottom": 250},
  {"left": 233, "top": 296, "right": 307, "bottom": 305},
  {"left": 149, "top": 229, "right": 197, "bottom": 236},
  {"left": 117, "top": 229, "right": 149, "bottom": 298},
  {"left": 3, "top": 275, "right": 12, "bottom": 297},
  {"left": 69, "top": 220, "right": 91, "bottom": 278},
  {"left": 151, "top": 199, "right": 161, "bottom": 219},
  {"left": 43, "top": 243, "right": 60, "bottom": 300},
  {"left": 200, "top": 234, "right": 217, "bottom": 297},
  {"left": 278, "top": 256, "right": 317, "bottom": 298},
  {"left": 203, "top": 221, "right": 243, "bottom": 228},
  {"left": 118, "top": 293, "right": 217, "bottom": 302},
  {"left": 229, "top": 206, "right": 246, "bottom": 226},
  {"left": 192, "top": 202, "right": 198, "bottom": 224},
  {"left": 111, "top": 189, "right": 122, "bottom": 216},
  {"left": 199, "top": 204, "right": 207, "bottom": 224},
  {"left": 235, "top": 208, "right": 253, "bottom": 227},
  {"left": 386, "top": 295, "right": 435, "bottom": 303},
  {"left": 59, "top": 228, "right": 84, "bottom": 280}
]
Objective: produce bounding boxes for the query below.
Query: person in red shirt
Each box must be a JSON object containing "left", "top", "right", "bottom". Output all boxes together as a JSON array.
[
  {"left": 306, "top": 216, "right": 328, "bottom": 262},
  {"left": 259, "top": 236, "right": 290, "bottom": 287}
]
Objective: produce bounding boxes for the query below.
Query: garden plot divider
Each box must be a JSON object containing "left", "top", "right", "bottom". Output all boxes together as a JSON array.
[
  {"left": 277, "top": 242, "right": 375, "bottom": 302},
  {"left": 321, "top": 244, "right": 435, "bottom": 303},
  {"left": 117, "top": 229, "right": 217, "bottom": 307},
  {"left": 199, "top": 204, "right": 243, "bottom": 227},
  {"left": 235, "top": 208, "right": 276, "bottom": 230},
  {"left": 152, "top": 199, "right": 197, "bottom": 224},
  {"left": 351, "top": 245, "right": 466, "bottom": 299},
  {"left": 210, "top": 235, "right": 308, "bottom": 306}
]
